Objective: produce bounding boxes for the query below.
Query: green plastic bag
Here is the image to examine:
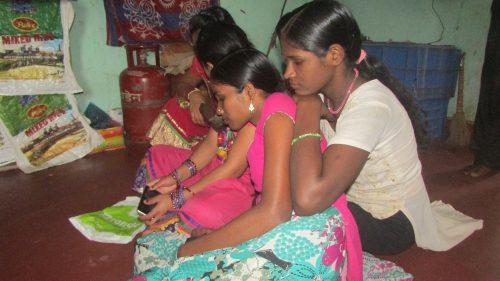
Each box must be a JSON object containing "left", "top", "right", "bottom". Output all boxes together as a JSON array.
[{"left": 69, "top": 196, "right": 145, "bottom": 244}]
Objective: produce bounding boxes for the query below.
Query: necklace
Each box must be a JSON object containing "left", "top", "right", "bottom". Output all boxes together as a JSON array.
[
  {"left": 327, "top": 68, "right": 359, "bottom": 116},
  {"left": 216, "top": 127, "right": 234, "bottom": 162}
]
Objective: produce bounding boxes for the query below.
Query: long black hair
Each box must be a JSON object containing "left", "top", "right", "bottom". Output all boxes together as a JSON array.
[
  {"left": 278, "top": 0, "right": 427, "bottom": 143},
  {"left": 210, "top": 48, "right": 285, "bottom": 95},
  {"left": 194, "top": 22, "right": 254, "bottom": 67},
  {"left": 189, "top": 6, "right": 235, "bottom": 36}
]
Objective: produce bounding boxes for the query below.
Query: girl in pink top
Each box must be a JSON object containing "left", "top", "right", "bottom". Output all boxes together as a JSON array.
[{"left": 133, "top": 48, "right": 357, "bottom": 281}]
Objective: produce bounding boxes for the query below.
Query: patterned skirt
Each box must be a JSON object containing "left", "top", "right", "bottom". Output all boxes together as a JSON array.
[{"left": 132, "top": 206, "right": 347, "bottom": 281}]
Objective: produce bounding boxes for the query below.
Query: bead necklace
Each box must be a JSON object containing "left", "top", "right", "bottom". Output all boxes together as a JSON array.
[
  {"left": 216, "top": 127, "right": 234, "bottom": 162},
  {"left": 327, "top": 68, "right": 359, "bottom": 116}
]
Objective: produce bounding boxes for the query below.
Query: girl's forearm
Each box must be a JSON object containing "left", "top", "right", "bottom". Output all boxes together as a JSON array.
[
  {"left": 290, "top": 101, "right": 327, "bottom": 215},
  {"left": 186, "top": 126, "right": 253, "bottom": 197},
  {"left": 178, "top": 203, "right": 291, "bottom": 257},
  {"left": 294, "top": 98, "right": 322, "bottom": 135},
  {"left": 184, "top": 160, "right": 247, "bottom": 200}
]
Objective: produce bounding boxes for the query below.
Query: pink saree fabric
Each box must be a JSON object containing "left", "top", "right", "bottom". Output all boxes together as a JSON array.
[{"left": 146, "top": 145, "right": 254, "bottom": 229}]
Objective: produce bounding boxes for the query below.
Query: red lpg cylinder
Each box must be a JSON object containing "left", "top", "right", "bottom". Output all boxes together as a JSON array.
[{"left": 119, "top": 45, "right": 169, "bottom": 143}]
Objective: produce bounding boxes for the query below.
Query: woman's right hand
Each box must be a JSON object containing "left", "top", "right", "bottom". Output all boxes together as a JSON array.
[
  {"left": 185, "top": 227, "right": 214, "bottom": 243},
  {"left": 191, "top": 227, "right": 213, "bottom": 238},
  {"left": 320, "top": 99, "right": 336, "bottom": 122},
  {"left": 148, "top": 175, "right": 177, "bottom": 194}
]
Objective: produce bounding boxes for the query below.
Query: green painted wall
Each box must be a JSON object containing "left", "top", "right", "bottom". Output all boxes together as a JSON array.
[
  {"left": 70, "top": 0, "right": 126, "bottom": 113},
  {"left": 220, "top": 0, "right": 310, "bottom": 66},
  {"left": 70, "top": 0, "right": 492, "bottom": 121}
]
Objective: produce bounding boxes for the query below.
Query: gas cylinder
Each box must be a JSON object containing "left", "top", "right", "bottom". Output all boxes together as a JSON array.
[{"left": 119, "top": 45, "right": 169, "bottom": 143}]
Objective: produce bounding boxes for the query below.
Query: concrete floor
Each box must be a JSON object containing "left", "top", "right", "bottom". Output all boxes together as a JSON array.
[{"left": 1, "top": 143, "right": 498, "bottom": 280}]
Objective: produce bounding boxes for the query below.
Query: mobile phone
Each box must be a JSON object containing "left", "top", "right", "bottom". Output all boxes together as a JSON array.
[{"left": 137, "top": 185, "right": 160, "bottom": 216}]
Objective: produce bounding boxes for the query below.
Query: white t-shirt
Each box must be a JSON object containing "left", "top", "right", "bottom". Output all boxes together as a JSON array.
[{"left": 320, "top": 80, "right": 483, "bottom": 251}]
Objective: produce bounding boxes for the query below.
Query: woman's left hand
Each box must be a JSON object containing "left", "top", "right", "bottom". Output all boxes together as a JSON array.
[
  {"left": 293, "top": 93, "right": 322, "bottom": 106},
  {"left": 189, "top": 91, "right": 207, "bottom": 125},
  {"left": 139, "top": 193, "right": 173, "bottom": 225}
]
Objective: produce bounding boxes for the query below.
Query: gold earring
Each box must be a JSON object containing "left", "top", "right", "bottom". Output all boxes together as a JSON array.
[
  {"left": 216, "top": 107, "right": 223, "bottom": 115},
  {"left": 249, "top": 100, "right": 255, "bottom": 113}
]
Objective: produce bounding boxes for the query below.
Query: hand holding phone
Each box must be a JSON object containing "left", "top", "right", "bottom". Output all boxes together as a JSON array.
[{"left": 137, "top": 185, "right": 161, "bottom": 216}]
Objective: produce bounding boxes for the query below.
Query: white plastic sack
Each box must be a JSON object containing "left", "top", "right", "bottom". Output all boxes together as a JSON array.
[
  {"left": 0, "top": 93, "right": 103, "bottom": 173},
  {"left": 69, "top": 196, "right": 145, "bottom": 244},
  {"left": 0, "top": 127, "right": 15, "bottom": 166},
  {"left": 0, "top": 0, "right": 102, "bottom": 173},
  {"left": 0, "top": 0, "right": 82, "bottom": 95}
]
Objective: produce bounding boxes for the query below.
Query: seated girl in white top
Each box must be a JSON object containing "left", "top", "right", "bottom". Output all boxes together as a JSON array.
[{"left": 278, "top": 0, "right": 483, "bottom": 255}]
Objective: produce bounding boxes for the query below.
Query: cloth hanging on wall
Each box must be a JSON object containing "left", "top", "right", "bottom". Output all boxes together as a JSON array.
[{"left": 103, "top": 0, "right": 219, "bottom": 46}]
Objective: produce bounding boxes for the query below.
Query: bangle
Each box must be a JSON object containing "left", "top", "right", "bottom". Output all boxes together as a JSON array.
[
  {"left": 183, "top": 159, "right": 197, "bottom": 177},
  {"left": 186, "top": 88, "right": 200, "bottom": 101},
  {"left": 291, "top": 133, "right": 321, "bottom": 146},
  {"left": 170, "top": 188, "right": 185, "bottom": 209},
  {"left": 170, "top": 169, "right": 181, "bottom": 186}
]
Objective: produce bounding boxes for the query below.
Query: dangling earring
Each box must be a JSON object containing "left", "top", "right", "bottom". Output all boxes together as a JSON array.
[
  {"left": 248, "top": 100, "right": 255, "bottom": 113},
  {"left": 216, "top": 106, "right": 223, "bottom": 115}
]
